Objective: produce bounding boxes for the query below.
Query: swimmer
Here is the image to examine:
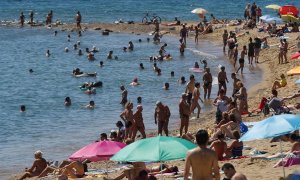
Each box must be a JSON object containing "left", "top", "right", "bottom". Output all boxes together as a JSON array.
[
  {"left": 85, "top": 87, "right": 96, "bottom": 95},
  {"left": 65, "top": 47, "right": 69, "bottom": 53},
  {"left": 123, "top": 47, "right": 127, "bottom": 52},
  {"left": 67, "top": 34, "right": 71, "bottom": 42},
  {"left": 73, "top": 44, "right": 78, "bottom": 50},
  {"left": 46, "top": 50, "right": 50, "bottom": 57},
  {"left": 87, "top": 52, "right": 95, "bottom": 61},
  {"left": 64, "top": 97, "right": 71, "bottom": 106},
  {"left": 107, "top": 51, "right": 113, "bottom": 59},
  {"left": 138, "top": 39, "right": 142, "bottom": 42},
  {"left": 147, "top": 37, "right": 150, "bottom": 42},
  {"left": 54, "top": 31, "right": 57, "bottom": 36},
  {"left": 78, "top": 49, "right": 83, "bottom": 56},
  {"left": 86, "top": 101, "right": 95, "bottom": 109},
  {"left": 153, "top": 63, "right": 159, "bottom": 72},
  {"left": 140, "top": 63, "right": 144, "bottom": 70},
  {"left": 99, "top": 61, "right": 104, "bottom": 67},
  {"left": 137, "top": 96, "right": 142, "bottom": 104},
  {"left": 114, "top": 56, "right": 118, "bottom": 60},
  {"left": 78, "top": 30, "right": 82, "bottom": 37},
  {"left": 200, "top": 59, "right": 207, "bottom": 69},
  {"left": 157, "top": 68, "right": 161, "bottom": 76},
  {"left": 171, "top": 71, "right": 174, "bottom": 77},
  {"left": 194, "top": 62, "right": 200, "bottom": 69},
  {"left": 130, "top": 77, "right": 140, "bottom": 86},
  {"left": 29, "top": 69, "right": 34, "bottom": 73},
  {"left": 85, "top": 48, "right": 90, "bottom": 53},
  {"left": 20, "top": 105, "right": 26, "bottom": 112},
  {"left": 179, "top": 76, "right": 186, "bottom": 84},
  {"left": 77, "top": 41, "right": 80, "bottom": 46},
  {"left": 149, "top": 56, "right": 154, "bottom": 61},
  {"left": 164, "top": 83, "right": 170, "bottom": 90},
  {"left": 128, "top": 41, "right": 134, "bottom": 51},
  {"left": 92, "top": 46, "right": 99, "bottom": 53}
]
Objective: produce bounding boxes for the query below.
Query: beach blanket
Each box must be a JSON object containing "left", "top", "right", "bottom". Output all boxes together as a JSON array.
[{"left": 284, "top": 157, "right": 300, "bottom": 167}]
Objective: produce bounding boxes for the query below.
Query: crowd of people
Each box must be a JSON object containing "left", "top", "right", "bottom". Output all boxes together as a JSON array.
[{"left": 16, "top": 1, "right": 300, "bottom": 179}]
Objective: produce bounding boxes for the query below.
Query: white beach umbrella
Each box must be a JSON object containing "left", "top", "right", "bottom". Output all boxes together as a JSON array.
[{"left": 191, "top": 8, "right": 208, "bottom": 14}]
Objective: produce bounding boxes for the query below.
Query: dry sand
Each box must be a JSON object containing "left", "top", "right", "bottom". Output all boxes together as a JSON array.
[{"left": 9, "top": 21, "right": 300, "bottom": 180}]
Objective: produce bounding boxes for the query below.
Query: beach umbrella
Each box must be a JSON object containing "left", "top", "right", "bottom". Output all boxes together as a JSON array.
[
  {"left": 260, "top": 14, "right": 272, "bottom": 22},
  {"left": 240, "top": 114, "right": 300, "bottom": 142},
  {"left": 281, "top": 14, "right": 299, "bottom": 23},
  {"left": 265, "top": 4, "right": 281, "bottom": 10},
  {"left": 111, "top": 136, "right": 197, "bottom": 162},
  {"left": 240, "top": 114, "right": 300, "bottom": 178},
  {"left": 69, "top": 140, "right": 126, "bottom": 162},
  {"left": 265, "top": 16, "right": 284, "bottom": 24},
  {"left": 287, "top": 66, "right": 300, "bottom": 75},
  {"left": 295, "top": 79, "right": 300, "bottom": 84},
  {"left": 291, "top": 52, "right": 300, "bottom": 60},
  {"left": 191, "top": 8, "right": 208, "bottom": 14}
]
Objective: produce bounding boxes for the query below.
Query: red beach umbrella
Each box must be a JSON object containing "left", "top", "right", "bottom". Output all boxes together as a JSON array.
[
  {"left": 291, "top": 53, "right": 300, "bottom": 60},
  {"left": 279, "top": 5, "right": 299, "bottom": 17}
]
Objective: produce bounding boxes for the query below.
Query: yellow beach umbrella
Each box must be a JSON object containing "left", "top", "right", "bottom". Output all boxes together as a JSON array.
[
  {"left": 265, "top": 4, "right": 281, "bottom": 10},
  {"left": 281, "top": 14, "right": 299, "bottom": 23},
  {"left": 287, "top": 66, "right": 300, "bottom": 75}
]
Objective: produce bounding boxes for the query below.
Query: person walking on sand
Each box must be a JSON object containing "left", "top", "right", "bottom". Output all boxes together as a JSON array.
[
  {"left": 154, "top": 101, "right": 171, "bottom": 136},
  {"left": 184, "top": 129, "right": 220, "bottom": 180},
  {"left": 190, "top": 82, "right": 203, "bottom": 118},
  {"left": 20, "top": 12, "right": 25, "bottom": 27},
  {"left": 218, "top": 66, "right": 229, "bottom": 95},
  {"left": 234, "top": 82, "right": 250, "bottom": 115},
  {"left": 75, "top": 11, "right": 82, "bottom": 30},
  {"left": 132, "top": 105, "right": 146, "bottom": 140},
  {"left": 180, "top": 25, "right": 188, "bottom": 45},
  {"left": 222, "top": 30, "right": 228, "bottom": 52},
  {"left": 195, "top": 26, "right": 199, "bottom": 44},
  {"left": 203, "top": 68, "right": 213, "bottom": 99},
  {"left": 248, "top": 37, "right": 254, "bottom": 65},
  {"left": 236, "top": 45, "right": 247, "bottom": 74},
  {"left": 233, "top": 44, "right": 238, "bottom": 68},
  {"left": 185, "top": 75, "right": 195, "bottom": 106},
  {"left": 254, "top": 37, "right": 261, "bottom": 63},
  {"left": 179, "top": 93, "right": 191, "bottom": 136}
]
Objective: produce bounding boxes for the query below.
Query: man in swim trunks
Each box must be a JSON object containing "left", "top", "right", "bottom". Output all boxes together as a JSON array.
[
  {"left": 154, "top": 101, "right": 171, "bottom": 136},
  {"left": 231, "top": 73, "right": 240, "bottom": 97},
  {"left": 180, "top": 25, "right": 188, "bottom": 45},
  {"left": 203, "top": 68, "right": 213, "bottom": 99},
  {"left": 132, "top": 105, "right": 146, "bottom": 140},
  {"left": 75, "top": 11, "right": 82, "bottom": 30},
  {"left": 185, "top": 75, "right": 195, "bottom": 106},
  {"left": 120, "top": 102, "right": 134, "bottom": 139},
  {"left": 179, "top": 93, "right": 190, "bottom": 136},
  {"left": 120, "top": 85, "right": 128, "bottom": 106},
  {"left": 218, "top": 66, "right": 229, "bottom": 95},
  {"left": 184, "top": 130, "right": 220, "bottom": 180}
]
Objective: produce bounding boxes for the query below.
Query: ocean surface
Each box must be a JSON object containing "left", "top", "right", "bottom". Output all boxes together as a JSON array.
[{"left": 0, "top": 0, "right": 296, "bottom": 179}]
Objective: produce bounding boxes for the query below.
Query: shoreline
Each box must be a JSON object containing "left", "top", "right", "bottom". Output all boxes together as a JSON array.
[{"left": 5, "top": 21, "right": 300, "bottom": 179}]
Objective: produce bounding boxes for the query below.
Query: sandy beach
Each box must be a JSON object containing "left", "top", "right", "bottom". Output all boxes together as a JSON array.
[{"left": 8, "top": 20, "right": 300, "bottom": 180}]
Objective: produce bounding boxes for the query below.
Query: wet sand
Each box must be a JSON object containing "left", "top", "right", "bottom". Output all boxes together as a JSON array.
[{"left": 8, "top": 21, "right": 300, "bottom": 180}]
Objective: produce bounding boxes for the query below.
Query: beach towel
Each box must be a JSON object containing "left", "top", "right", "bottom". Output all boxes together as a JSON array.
[{"left": 284, "top": 157, "right": 300, "bottom": 167}]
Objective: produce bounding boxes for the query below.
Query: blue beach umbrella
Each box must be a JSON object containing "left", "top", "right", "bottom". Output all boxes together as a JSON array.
[
  {"left": 240, "top": 114, "right": 300, "bottom": 142},
  {"left": 265, "top": 17, "right": 284, "bottom": 24},
  {"left": 260, "top": 14, "right": 272, "bottom": 22},
  {"left": 296, "top": 79, "right": 300, "bottom": 84}
]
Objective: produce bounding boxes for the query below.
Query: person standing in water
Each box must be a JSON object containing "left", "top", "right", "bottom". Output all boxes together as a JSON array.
[
  {"left": 75, "top": 11, "right": 82, "bottom": 30},
  {"left": 190, "top": 82, "right": 203, "bottom": 118},
  {"left": 180, "top": 25, "right": 188, "bottom": 45},
  {"left": 120, "top": 85, "right": 128, "bottom": 106},
  {"left": 203, "top": 68, "right": 213, "bottom": 99},
  {"left": 132, "top": 105, "right": 146, "bottom": 140},
  {"left": 179, "top": 93, "right": 191, "bottom": 136},
  {"left": 29, "top": 11, "right": 34, "bottom": 25},
  {"left": 236, "top": 45, "right": 247, "bottom": 74},
  {"left": 185, "top": 75, "right": 195, "bottom": 106},
  {"left": 120, "top": 102, "right": 134, "bottom": 139},
  {"left": 154, "top": 101, "right": 171, "bottom": 136},
  {"left": 20, "top": 12, "right": 25, "bottom": 27}
]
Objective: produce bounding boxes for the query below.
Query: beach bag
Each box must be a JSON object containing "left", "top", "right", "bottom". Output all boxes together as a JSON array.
[{"left": 240, "top": 122, "right": 248, "bottom": 134}]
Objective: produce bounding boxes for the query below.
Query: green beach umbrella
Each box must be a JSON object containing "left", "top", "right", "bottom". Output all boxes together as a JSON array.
[{"left": 110, "top": 136, "right": 197, "bottom": 162}]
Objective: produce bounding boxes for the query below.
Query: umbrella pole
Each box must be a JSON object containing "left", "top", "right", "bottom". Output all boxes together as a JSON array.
[{"left": 280, "top": 140, "right": 286, "bottom": 178}]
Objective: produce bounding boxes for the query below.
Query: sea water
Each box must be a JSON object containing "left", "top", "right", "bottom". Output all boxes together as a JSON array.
[{"left": 0, "top": 0, "right": 296, "bottom": 179}]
